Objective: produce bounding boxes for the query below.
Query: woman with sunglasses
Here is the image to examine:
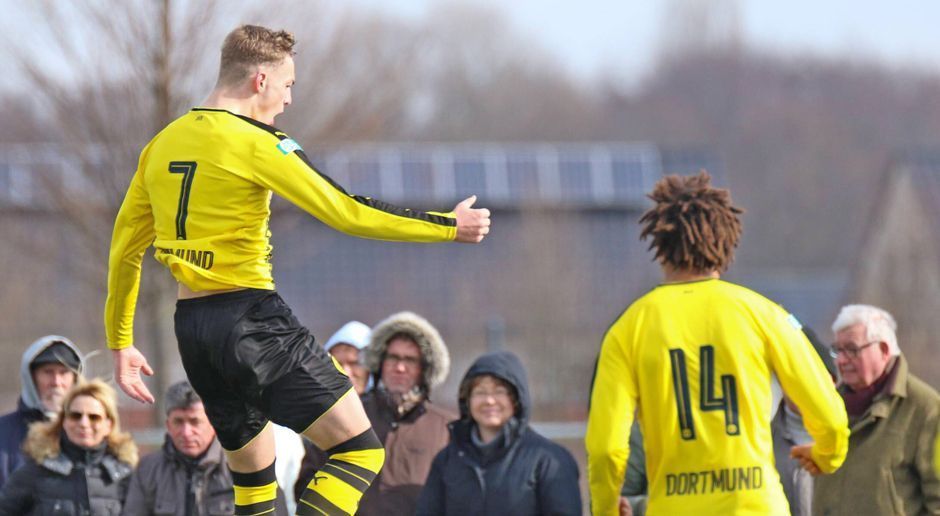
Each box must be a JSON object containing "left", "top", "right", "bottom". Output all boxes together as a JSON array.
[{"left": 0, "top": 379, "right": 138, "bottom": 515}]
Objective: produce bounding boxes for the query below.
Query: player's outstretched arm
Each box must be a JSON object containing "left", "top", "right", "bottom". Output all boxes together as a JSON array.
[
  {"left": 112, "top": 347, "right": 155, "bottom": 404},
  {"left": 453, "top": 195, "right": 491, "bottom": 243}
]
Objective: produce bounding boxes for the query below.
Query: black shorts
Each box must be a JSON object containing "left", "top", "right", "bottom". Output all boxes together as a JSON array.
[{"left": 174, "top": 289, "right": 352, "bottom": 450}]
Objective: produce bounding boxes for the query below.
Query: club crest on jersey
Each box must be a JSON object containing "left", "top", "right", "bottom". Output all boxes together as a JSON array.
[
  {"left": 786, "top": 313, "right": 803, "bottom": 330},
  {"left": 277, "top": 138, "right": 302, "bottom": 155}
]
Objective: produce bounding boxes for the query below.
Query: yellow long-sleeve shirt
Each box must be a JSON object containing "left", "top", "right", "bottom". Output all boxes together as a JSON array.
[
  {"left": 585, "top": 278, "right": 849, "bottom": 515},
  {"left": 105, "top": 108, "right": 457, "bottom": 349}
]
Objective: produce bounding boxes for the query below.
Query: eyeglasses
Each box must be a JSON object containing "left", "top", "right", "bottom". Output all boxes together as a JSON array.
[
  {"left": 470, "top": 388, "right": 512, "bottom": 400},
  {"left": 66, "top": 411, "right": 107, "bottom": 425},
  {"left": 385, "top": 353, "right": 421, "bottom": 368},
  {"left": 829, "top": 341, "right": 879, "bottom": 359}
]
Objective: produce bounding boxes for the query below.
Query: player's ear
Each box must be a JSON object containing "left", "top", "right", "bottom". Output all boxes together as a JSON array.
[{"left": 252, "top": 70, "right": 267, "bottom": 93}]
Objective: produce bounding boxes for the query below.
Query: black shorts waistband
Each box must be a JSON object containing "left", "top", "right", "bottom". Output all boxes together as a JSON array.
[{"left": 175, "top": 288, "right": 273, "bottom": 307}]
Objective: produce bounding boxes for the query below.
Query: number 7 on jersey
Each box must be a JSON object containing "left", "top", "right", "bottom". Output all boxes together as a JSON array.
[{"left": 168, "top": 161, "right": 198, "bottom": 240}]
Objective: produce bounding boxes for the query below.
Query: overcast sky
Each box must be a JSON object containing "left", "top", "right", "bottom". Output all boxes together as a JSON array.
[
  {"left": 3, "top": 0, "right": 939, "bottom": 94},
  {"left": 349, "top": 0, "right": 940, "bottom": 84}
]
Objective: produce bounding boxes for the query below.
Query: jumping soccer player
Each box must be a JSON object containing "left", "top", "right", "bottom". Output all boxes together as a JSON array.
[
  {"left": 105, "top": 25, "right": 490, "bottom": 516},
  {"left": 585, "top": 171, "right": 848, "bottom": 515}
]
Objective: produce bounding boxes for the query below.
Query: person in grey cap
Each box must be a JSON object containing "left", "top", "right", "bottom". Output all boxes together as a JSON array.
[{"left": 0, "top": 335, "right": 83, "bottom": 488}]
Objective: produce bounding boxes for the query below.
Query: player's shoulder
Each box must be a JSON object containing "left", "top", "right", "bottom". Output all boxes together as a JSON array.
[
  {"left": 610, "top": 286, "right": 657, "bottom": 325},
  {"left": 165, "top": 108, "right": 290, "bottom": 142},
  {"left": 711, "top": 279, "right": 788, "bottom": 313}
]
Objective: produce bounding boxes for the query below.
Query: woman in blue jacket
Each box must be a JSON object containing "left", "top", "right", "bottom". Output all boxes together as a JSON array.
[{"left": 416, "top": 351, "right": 582, "bottom": 515}]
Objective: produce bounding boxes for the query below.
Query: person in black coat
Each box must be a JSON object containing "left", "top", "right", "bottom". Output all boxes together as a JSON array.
[
  {"left": 0, "top": 379, "right": 137, "bottom": 516},
  {"left": 416, "top": 350, "right": 582, "bottom": 516}
]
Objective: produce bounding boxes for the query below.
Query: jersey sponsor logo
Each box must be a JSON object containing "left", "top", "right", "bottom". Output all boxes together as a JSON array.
[
  {"left": 665, "top": 466, "right": 763, "bottom": 496},
  {"left": 787, "top": 313, "right": 803, "bottom": 330},
  {"left": 276, "top": 138, "right": 302, "bottom": 155},
  {"left": 157, "top": 247, "right": 215, "bottom": 270}
]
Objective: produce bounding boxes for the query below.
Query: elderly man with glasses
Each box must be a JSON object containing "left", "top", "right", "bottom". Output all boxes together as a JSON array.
[{"left": 812, "top": 304, "right": 940, "bottom": 515}]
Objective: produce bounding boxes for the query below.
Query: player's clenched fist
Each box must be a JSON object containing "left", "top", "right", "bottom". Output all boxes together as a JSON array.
[{"left": 454, "top": 195, "right": 491, "bottom": 243}]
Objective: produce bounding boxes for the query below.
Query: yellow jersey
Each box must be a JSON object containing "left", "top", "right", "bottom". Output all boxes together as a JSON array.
[
  {"left": 105, "top": 108, "right": 457, "bottom": 349},
  {"left": 585, "top": 278, "right": 849, "bottom": 515}
]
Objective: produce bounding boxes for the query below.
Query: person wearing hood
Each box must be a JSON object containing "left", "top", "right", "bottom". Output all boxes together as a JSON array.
[
  {"left": 294, "top": 320, "right": 373, "bottom": 502},
  {"left": 357, "top": 311, "right": 456, "bottom": 516},
  {"left": 0, "top": 378, "right": 137, "bottom": 515},
  {"left": 0, "top": 335, "right": 84, "bottom": 488},
  {"left": 416, "top": 351, "right": 582, "bottom": 516},
  {"left": 324, "top": 320, "right": 372, "bottom": 395}
]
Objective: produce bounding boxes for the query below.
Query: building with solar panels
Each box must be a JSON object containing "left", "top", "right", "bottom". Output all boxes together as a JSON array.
[{"left": 1, "top": 141, "right": 852, "bottom": 415}]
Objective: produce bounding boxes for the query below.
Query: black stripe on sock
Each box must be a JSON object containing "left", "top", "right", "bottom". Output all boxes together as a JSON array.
[
  {"left": 234, "top": 499, "right": 276, "bottom": 515},
  {"left": 319, "top": 463, "right": 370, "bottom": 493},
  {"left": 326, "top": 428, "right": 382, "bottom": 455},
  {"left": 299, "top": 489, "right": 348, "bottom": 515},
  {"left": 230, "top": 461, "right": 277, "bottom": 487},
  {"left": 295, "top": 500, "right": 321, "bottom": 516},
  {"left": 328, "top": 459, "right": 378, "bottom": 484}
]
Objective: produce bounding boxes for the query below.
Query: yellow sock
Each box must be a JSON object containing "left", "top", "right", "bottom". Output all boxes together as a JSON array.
[
  {"left": 231, "top": 461, "right": 278, "bottom": 515},
  {"left": 296, "top": 429, "right": 385, "bottom": 515}
]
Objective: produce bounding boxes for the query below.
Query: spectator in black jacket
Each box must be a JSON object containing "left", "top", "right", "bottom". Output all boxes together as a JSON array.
[
  {"left": 0, "top": 379, "right": 137, "bottom": 515},
  {"left": 0, "top": 335, "right": 84, "bottom": 488},
  {"left": 416, "top": 350, "right": 582, "bottom": 516}
]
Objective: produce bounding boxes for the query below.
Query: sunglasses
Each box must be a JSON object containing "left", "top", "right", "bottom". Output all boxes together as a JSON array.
[{"left": 66, "top": 411, "right": 107, "bottom": 424}]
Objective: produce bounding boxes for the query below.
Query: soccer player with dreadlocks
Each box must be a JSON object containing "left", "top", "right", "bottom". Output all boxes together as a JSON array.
[{"left": 585, "top": 171, "right": 849, "bottom": 515}]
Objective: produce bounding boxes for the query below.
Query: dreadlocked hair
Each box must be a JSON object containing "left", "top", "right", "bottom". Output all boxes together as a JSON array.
[{"left": 639, "top": 170, "right": 743, "bottom": 273}]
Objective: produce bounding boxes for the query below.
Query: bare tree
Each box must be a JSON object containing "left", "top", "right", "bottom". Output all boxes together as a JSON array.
[
  {"left": 405, "top": 2, "right": 599, "bottom": 141},
  {"left": 0, "top": 0, "right": 469, "bottom": 413},
  {"left": 0, "top": 0, "right": 242, "bottom": 417}
]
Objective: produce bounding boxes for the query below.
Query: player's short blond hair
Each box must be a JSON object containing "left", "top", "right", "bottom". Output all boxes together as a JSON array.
[{"left": 218, "top": 25, "right": 296, "bottom": 87}]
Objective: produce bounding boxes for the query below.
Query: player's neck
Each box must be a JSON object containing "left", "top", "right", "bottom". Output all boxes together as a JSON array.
[
  {"left": 661, "top": 266, "right": 720, "bottom": 284},
  {"left": 202, "top": 88, "right": 257, "bottom": 120}
]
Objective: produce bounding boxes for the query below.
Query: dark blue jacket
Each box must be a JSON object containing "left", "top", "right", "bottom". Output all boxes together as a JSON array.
[
  {"left": 416, "top": 351, "right": 582, "bottom": 516},
  {"left": 0, "top": 400, "right": 44, "bottom": 488}
]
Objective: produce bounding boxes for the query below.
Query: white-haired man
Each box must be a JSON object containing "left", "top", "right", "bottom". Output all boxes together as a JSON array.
[{"left": 813, "top": 304, "right": 940, "bottom": 515}]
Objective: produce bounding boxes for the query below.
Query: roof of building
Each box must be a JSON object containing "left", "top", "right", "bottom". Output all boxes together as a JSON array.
[{"left": 0, "top": 142, "right": 722, "bottom": 210}]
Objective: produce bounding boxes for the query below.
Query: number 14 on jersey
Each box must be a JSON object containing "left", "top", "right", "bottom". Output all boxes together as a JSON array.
[{"left": 669, "top": 345, "right": 740, "bottom": 440}]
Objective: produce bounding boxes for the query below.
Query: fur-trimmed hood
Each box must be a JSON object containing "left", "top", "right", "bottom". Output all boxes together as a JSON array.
[{"left": 366, "top": 311, "right": 450, "bottom": 391}]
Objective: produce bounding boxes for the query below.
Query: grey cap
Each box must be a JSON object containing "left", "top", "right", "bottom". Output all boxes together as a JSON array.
[{"left": 30, "top": 341, "right": 81, "bottom": 372}]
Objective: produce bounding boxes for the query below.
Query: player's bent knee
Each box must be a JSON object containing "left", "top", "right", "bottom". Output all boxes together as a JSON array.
[{"left": 296, "top": 428, "right": 384, "bottom": 516}]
